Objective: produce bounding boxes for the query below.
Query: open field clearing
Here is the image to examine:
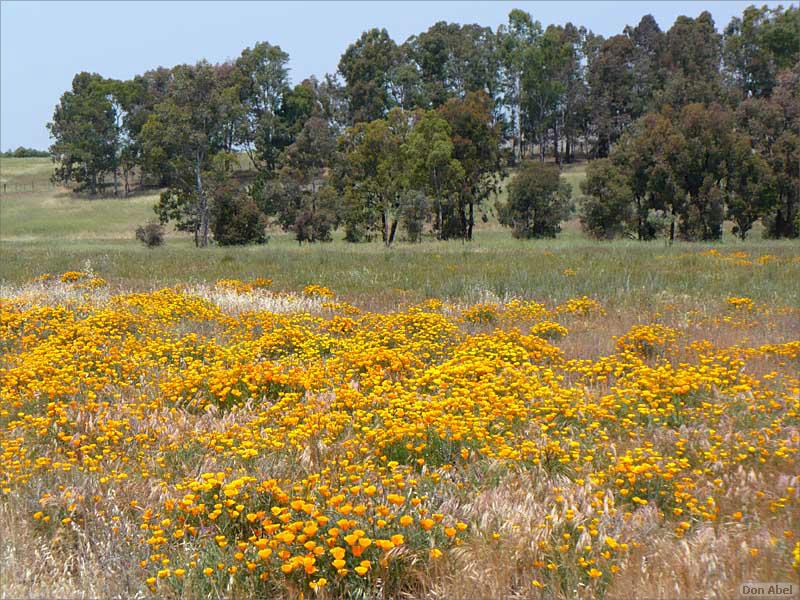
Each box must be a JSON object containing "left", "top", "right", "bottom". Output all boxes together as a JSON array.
[
  {"left": 1, "top": 271, "right": 798, "bottom": 599},
  {"left": 0, "top": 157, "right": 159, "bottom": 241},
  {"left": 0, "top": 157, "right": 53, "bottom": 187}
]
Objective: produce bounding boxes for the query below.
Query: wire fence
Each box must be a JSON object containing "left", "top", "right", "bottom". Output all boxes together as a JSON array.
[{"left": 1, "top": 181, "right": 58, "bottom": 194}]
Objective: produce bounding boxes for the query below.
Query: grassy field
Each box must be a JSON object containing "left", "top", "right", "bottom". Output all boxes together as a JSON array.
[
  {"left": 0, "top": 156, "right": 53, "bottom": 187},
  {"left": 3, "top": 236, "right": 799, "bottom": 308},
  {"left": 1, "top": 157, "right": 798, "bottom": 308},
  {"left": 0, "top": 157, "right": 160, "bottom": 240}
]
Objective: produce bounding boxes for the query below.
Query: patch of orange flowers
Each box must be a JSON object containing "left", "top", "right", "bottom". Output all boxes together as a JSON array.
[{"left": 0, "top": 275, "right": 797, "bottom": 598}]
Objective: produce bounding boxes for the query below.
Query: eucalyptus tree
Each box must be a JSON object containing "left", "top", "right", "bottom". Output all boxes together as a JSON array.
[
  {"left": 235, "top": 41, "right": 291, "bottom": 173},
  {"left": 49, "top": 72, "right": 118, "bottom": 195},
  {"left": 142, "top": 61, "right": 233, "bottom": 247}
]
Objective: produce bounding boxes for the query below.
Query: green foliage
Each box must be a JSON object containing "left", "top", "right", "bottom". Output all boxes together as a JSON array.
[
  {"left": 336, "top": 109, "right": 411, "bottom": 245},
  {"left": 281, "top": 80, "right": 317, "bottom": 135},
  {"left": 579, "top": 159, "right": 634, "bottom": 239},
  {"left": 252, "top": 176, "right": 304, "bottom": 232},
  {"left": 666, "top": 103, "right": 731, "bottom": 241},
  {"left": 48, "top": 72, "right": 118, "bottom": 195},
  {"left": 1, "top": 147, "right": 49, "bottom": 158},
  {"left": 251, "top": 117, "right": 338, "bottom": 244},
  {"left": 497, "top": 9, "right": 542, "bottom": 163},
  {"left": 404, "top": 111, "right": 464, "bottom": 239},
  {"left": 235, "top": 41, "right": 291, "bottom": 172},
  {"left": 293, "top": 208, "right": 335, "bottom": 244},
  {"left": 587, "top": 35, "right": 636, "bottom": 157},
  {"left": 498, "top": 161, "right": 572, "bottom": 238},
  {"left": 661, "top": 12, "right": 725, "bottom": 107},
  {"left": 281, "top": 117, "right": 336, "bottom": 188},
  {"left": 142, "top": 61, "right": 235, "bottom": 246},
  {"left": 438, "top": 91, "right": 502, "bottom": 240},
  {"left": 723, "top": 5, "right": 800, "bottom": 98},
  {"left": 400, "top": 190, "right": 428, "bottom": 242},
  {"left": 609, "top": 119, "right": 668, "bottom": 241},
  {"left": 523, "top": 24, "right": 584, "bottom": 158},
  {"left": 210, "top": 187, "right": 268, "bottom": 246},
  {"left": 405, "top": 21, "right": 501, "bottom": 109},
  {"left": 737, "top": 67, "right": 799, "bottom": 239},
  {"left": 153, "top": 188, "right": 200, "bottom": 240},
  {"left": 725, "top": 135, "right": 776, "bottom": 240},
  {"left": 337, "top": 28, "right": 401, "bottom": 123},
  {"left": 41, "top": 4, "right": 798, "bottom": 247},
  {"left": 624, "top": 15, "right": 667, "bottom": 118}
]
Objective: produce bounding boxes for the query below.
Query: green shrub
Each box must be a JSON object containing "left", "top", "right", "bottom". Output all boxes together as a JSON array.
[
  {"left": 579, "top": 159, "right": 634, "bottom": 239},
  {"left": 211, "top": 190, "right": 268, "bottom": 246},
  {"left": 497, "top": 161, "right": 572, "bottom": 239},
  {"left": 135, "top": 222, "right": 165, "bottom": 247}
]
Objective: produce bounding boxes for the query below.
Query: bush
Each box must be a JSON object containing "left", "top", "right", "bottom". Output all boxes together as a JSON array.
[
  {"left": 579, "top": 159, "right": 634, "bottom": 239},
  {"left": 294, "top": 210, "right": 334, "bottom": 243},
  {"left": 343, "top": 221, "right": 367, "bottom": 243},
  {"left": 497, "top": 161, "right": 572, "bottom": 239},
  {"left": 135, "top": 222, "right": 165, "bottom": 247},
  {"left": 678, "top": 179, "right": 724, "bottom": 241},
  {"left": 211, "top": 189, "right": 268, "bottom": 246},
  {"left": 762, "top": 208, "right": 800, "bottom": 239}
]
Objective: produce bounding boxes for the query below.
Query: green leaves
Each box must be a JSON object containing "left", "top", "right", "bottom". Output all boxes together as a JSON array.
[
  {"left": 338, "top": 28, "right": 401, "bottom": 123},
  {"left": 235, "top": 42, "right": 291, "bottom": 171},
  {"left": 498, "top": 161, "right": 571, "bottom": 239},
  {"left": 48, "top": 72, "right": 118, "bottom": 195}
]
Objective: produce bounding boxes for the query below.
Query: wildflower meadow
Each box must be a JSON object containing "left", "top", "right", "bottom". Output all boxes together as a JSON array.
[{"left": 1, "top": 263, "right": 797, "bottom": 599}]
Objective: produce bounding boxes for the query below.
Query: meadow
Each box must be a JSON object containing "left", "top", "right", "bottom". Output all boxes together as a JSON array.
[
  {"left": 1, "top": 157, "right": 797, "bottom": 307},
  {"left": 0, "top": 158, "right": 799, "bottom": 599}
]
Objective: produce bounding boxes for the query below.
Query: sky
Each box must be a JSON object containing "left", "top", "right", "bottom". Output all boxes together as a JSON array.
[{"left": 0, "top": 1, "right": 790, "bottom": 151}]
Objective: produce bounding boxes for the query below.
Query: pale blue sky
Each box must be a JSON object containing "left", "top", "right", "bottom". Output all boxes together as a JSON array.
[{"left": 0, "top": 1, "right": 789, "bottom": 150}]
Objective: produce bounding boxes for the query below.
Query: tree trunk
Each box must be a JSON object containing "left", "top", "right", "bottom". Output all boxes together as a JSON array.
[
  {"left": 634, "top": 196, "right": 642, "bottom": 240},
  {"left": 467, "top": 200, "right": 474, "bottom": 241},
  {"left": 597, "top": 133, "right": 610, "bottom": 159},
  {"left": 381, "top": 211, "right": 388, "bottom": 244},
  {"left": 387, "top": 219, "right": 398, "bottom": 246},
  {"left": 514, "top": 79, "right": 522, "bottom": 163},
  {"left": 669, "top": 208, "right": 675, "bottom": 244},
  {"left": 195, "top": 153, "right": 209, "bottom": 248},
  {"left": 539, "top": 131, "right": 545, "bottom": 162},
  {"left": 459, "top": 196, "right": 468, "bottom": 240},
  {"left": 553, "top": 120, "right": 561, "bottom": 167}
]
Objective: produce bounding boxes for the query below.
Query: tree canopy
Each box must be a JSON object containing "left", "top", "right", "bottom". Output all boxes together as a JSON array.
[{"left": 47, "top": 5, "right": 800, "bottom": 245}]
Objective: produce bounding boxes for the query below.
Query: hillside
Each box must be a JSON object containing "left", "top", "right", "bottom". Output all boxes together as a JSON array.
[{"left": 0, "top": 157, "right": 162, "bottom": 241}]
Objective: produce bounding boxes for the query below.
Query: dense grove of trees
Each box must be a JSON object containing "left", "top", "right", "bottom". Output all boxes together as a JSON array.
[
  {"left": 48, "top": 5, "right": 799, "bottom": 245},
  {"left": 1, "top": 147, "right": 50, "bottom": 158}
]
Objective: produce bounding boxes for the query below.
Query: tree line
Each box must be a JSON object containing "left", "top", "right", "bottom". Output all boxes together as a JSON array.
[
  {"left": 48, "top": 5, "right": 799, "bottom": 245},
  {"left": 1, "top": 147, "right": 50, "bottom": 158}
]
